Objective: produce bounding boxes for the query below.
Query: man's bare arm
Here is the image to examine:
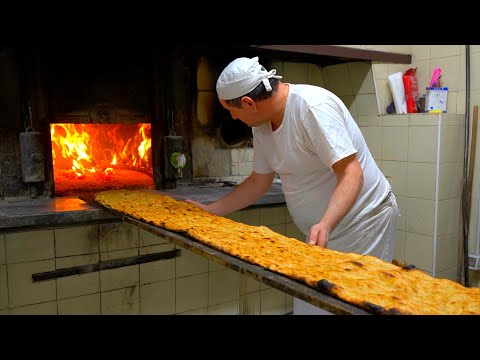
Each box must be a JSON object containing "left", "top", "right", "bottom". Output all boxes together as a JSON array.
[
  {"left": 308, "top": 153, "right": 364, "bottom": 247},
  {"left": 186, "top": 171, "right": 276, "bottom": 216}
]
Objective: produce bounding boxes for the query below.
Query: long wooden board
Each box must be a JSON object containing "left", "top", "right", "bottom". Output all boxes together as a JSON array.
[{"left": 95, "top": 201, "right": 371, "bottom": 315}]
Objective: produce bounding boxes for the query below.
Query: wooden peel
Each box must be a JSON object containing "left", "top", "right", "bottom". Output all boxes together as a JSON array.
[{"left": 467, "top": 105, "right": 479, "bottom": 222}]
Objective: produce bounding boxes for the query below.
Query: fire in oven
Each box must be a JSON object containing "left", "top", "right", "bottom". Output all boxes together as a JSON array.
[{"left": 50, "top": 122, "right": 154, "bottom": 197}]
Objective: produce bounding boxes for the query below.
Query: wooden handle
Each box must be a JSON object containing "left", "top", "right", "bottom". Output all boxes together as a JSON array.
[{"left": 467, "top": 105, "right": 479, "bottom": 222}]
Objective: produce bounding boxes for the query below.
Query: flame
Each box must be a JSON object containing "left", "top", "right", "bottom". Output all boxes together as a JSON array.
[{"left": 51, "top": 123, "right": 152, "bottom": 178}]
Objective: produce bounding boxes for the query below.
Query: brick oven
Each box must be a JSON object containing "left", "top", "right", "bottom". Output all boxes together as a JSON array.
[
  {"left": 0, "top": 45, "right": 269, "bottom": 202},
  {"left": 0, "top": 45, "right": 198, "bottom": 200}
]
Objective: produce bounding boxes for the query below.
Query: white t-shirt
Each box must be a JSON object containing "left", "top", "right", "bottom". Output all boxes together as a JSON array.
[{"left": 253, "top": 84, "right": 391, "bottom": 240}]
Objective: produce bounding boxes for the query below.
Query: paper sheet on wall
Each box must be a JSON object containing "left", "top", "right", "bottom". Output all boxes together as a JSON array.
[{"left": 388, "top": 72, "right": 407, "bottom": 114}]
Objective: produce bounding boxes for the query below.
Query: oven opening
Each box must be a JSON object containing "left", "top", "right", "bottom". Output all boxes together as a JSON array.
[{"left": 50, "top": 123, "right": 154, "bottom": 197}]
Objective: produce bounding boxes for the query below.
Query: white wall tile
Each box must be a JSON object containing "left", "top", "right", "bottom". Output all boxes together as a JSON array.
[
  {"left": 382, "top": 127, "right": 409, "bottom": 161},
  {"left": 57, "top": 272, "right": 100, "bottom": 300},
  {"left": 382, "top": 115, "right": 409, "bottom": 126},
  {"left": 283, "top": 61, "right": 308, "bottom": 83},
  {"left": 436, "top": 234, "right": 459, "bottom": 273},
  {"left": 438, "top": 162, "right": 463, "bottom": 200},
  {"left": 355, "top": 94, "right": 378, "bottom": 116},
  {"left": 0, "top": 235, "right": 5, "bottom": 265},
  {"left": 360, "top": 126, "right": 381, "bottom": 160},
  {"left": 437, "top": 198, "right": 462, "bottom": 237},
  {"left": 5, "top": 230, "right": 55, "bottom": 263},
  {"left": 238, "top": 161, "right": 253, "bottom": 176},
  {"left": 260, "top": 287, "right": 286, "bottom": 315},
  {"left": 456, "top": 91, "right": 466, "bottom": 114},
  {"left": 140, "top": 280, "right": 175, "bottom": 315},
  {"left": 55, "top": 225, "right": 98, "bottom": 257},
  {"left": 239, "top": 209, "right": 260, "bottom": 226},
  {"left": 406, "top": 162, "right": 436, "bottom": 200},
  {"left": 239, "top": 273, "right": 261, "bottom": 295},
  {"left": 408, "top": 126, "right": 438, "bottom": 163},
  {"left": 372, "top": 63, "right": 388, "bottom": 80},
  {"left": 406, "top": 198, "right": 435, "bottom": 236},
  {"left": 382, "top": 161, "right": 407, "bottom": 197},
  {"left": 175, "top": 247, "right": 208, "bottom": 278},
  {"left": 101, "top": 286, "right": 139, "bottom": 315},
  {"left": 178, "top": 307, "right": 208, "bottom": 315},
  {"left": 405, "top": 232, "right": 434, "bottom": 272},
  {"left": 324, "top": 63, "right": 353, "bottom": 96},
  {"left": 348, "top": 62, "right": 375, "bottom": 94},
  {"left": 259, "top": 206, "right": 286, "bottom": 226},
  {"left": 471, "top": 52, "right": 480, "bottom": 91},
  {"left": 7, "top": 259, "right": 56, "bottom": 307},
  {"left": 98, "top": 222, "right": 139, "bottom": 252},
  {"left": 10, "top": 301, "right": 58, "bottom": 315},
  {"left": 412, "top": 45, "right": 431, "bottom": 62},
  {"left": 175, "top": 273, "right": 208, "bottom": 313},
  {"left": 100, "top": 265, "right": 139, "bottom": 292},
  {"left": 139, "top": 229, "right": 170, "bottom": 247},
  {"left": 356, "top": 115, "right": 380, "bottom": 127},
  {"left": 208, "top": 260, "right": 226, "bottom": 272},
  {"left": 435, "top": 268, "right": 458, "bottom": 281},
  {"left": 208, "top": 300, "right": 238, "bottom": 315},
  {"left": 458, "top": 54, "right": 466, "bottom": 92},
  {"left": 393, "top": 230, "right": 405, "bottom": 263},
  {"left": 430, "top": 45, "right": 461, "bottom": 59},
  {"left": 307, "top": 63, "right": 325, "bottom": 87},
  {"left": 58, "top": 293, "right": 100, "bottom": 315},
  {"left": 139, "top": 244, "right": 176, "bottom": 284},
  {"left": 100, "top": 248, "right": 138, "bottom": 261},
  {"left": 208, "top": 268, "right": 239, "bottom": 306},
  {"left": 446, "top": 91, "right": 458, "bottom": 113},
  {"left": 440, "top": 125, "right": 464, "bottom": 163},
  {"left": 239, "top": 292, "right": 261, "bottom": 315},
  {"left": 0, "top": 265, "right": 8, "bottom": 309}
]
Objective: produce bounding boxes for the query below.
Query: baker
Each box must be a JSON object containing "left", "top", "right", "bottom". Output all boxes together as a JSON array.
[{"left": 186, "top": 56, "right": 400, "bottom": 315}]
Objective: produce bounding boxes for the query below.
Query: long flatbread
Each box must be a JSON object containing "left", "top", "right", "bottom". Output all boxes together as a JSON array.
[{"left": 94, "top": 189, "right": 480, "bottom": 315}]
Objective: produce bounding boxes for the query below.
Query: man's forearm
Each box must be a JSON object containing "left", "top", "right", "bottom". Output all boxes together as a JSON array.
[
  {"left": 208, "top": 172, "right": 276, "bottom": 216},
  {"left": 321, "top": 173, "right": 363, "bottom": 232}
]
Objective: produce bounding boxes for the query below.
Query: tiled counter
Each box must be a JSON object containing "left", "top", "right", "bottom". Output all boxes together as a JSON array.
[{"left": 0, "top": 184, "right": 307, "bottom": 315}]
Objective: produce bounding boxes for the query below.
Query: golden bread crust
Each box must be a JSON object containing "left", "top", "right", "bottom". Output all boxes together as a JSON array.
[{"left": 95, "top": 190, "right": 480, "bottom": 315}]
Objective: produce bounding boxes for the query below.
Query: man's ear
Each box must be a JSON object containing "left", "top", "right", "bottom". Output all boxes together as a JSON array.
[{"left": 241, "top": 96, "right": 256, "bottom": 111}]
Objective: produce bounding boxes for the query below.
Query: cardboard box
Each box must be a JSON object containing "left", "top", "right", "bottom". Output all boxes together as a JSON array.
[{"left": 425, "top": 87, "right": 448, "bottom": 113}]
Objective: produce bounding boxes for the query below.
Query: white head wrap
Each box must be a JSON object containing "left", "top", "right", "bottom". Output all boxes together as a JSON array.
[{"left": 216, "top": 56, "right": 282, "bottom": 100}]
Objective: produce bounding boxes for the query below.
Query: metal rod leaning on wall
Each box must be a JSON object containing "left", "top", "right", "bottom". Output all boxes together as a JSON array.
[{"left": 31, "top": 249, "right": 181, "bottom": 282}]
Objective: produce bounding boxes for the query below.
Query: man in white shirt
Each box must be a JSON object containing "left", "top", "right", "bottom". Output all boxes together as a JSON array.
[{"left": 186, "top": 56, "right": 400, "bottom": 315}]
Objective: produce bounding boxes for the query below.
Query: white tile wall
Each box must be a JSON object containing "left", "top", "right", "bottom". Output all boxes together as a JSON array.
[
  {"left": 101, "top": 286, "right": 139, "bottom": 315},
  {"left": 175, "top": 273, "right": 208, "bottom": 313},
  {"left": 8, "top": 259, "right": 56, "bottom": 308},
  {"left": 58, "top": 293, "right": 100, "bottom": 315},
  {"left": 140, "top": 280, "right": 175, "bottom": 315},
  {"left": 5, "top": 230, "right": 55, "bottom": 263}
]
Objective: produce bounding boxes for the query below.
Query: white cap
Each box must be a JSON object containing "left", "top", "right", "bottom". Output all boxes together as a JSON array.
[{"left": 216, "top": 57, "right": 282, "bottom": 100}]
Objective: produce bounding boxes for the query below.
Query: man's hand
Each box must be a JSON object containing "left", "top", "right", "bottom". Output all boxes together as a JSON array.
[
  {"left": 185, "top": 199, "right": 212, "bottom": 213},
  {"left": 308, "top": 221, "right": 331, "bottom": 248}
]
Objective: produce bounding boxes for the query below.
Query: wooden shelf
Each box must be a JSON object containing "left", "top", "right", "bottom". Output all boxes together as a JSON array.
[{"left": 250, "top": 45, "right": 412, "bottom": 66}]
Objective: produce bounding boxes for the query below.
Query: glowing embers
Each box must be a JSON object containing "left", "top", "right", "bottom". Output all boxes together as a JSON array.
[{"left": 51, "top": 123, "right": 154, "bottom": 196}]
